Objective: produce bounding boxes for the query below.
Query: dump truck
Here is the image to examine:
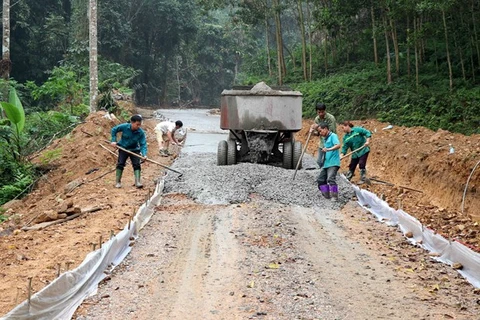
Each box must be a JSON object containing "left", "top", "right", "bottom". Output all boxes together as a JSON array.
[{"left": 217, "top": 83, "right": 303, "bottom": 169}]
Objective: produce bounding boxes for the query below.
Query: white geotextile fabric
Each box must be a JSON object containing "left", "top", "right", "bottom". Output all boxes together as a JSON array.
[
  {"left": 1, "top": 180, "right": 164, "bottom": 320},
  {"left": 354, "top": 185, "right": 480, "bottom": 288}
]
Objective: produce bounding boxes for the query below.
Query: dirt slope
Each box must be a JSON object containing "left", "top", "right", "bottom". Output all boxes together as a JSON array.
[
  {"left": 296, "top": 119, "right": 480, "bottom": 250},
  {"left": 0, "top": 110, "right": 175, "bottom": 315}
]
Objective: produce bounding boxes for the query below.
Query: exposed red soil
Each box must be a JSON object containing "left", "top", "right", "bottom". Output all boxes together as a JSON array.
[
  {"left": 296, "top": 119, "right": 480, "bottom": 250},
  {"left": 0, "top": 109, "right": 175, "bottom": 315}
]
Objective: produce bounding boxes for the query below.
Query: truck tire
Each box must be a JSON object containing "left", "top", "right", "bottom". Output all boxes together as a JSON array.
[
  {"left": 293, "top": 141, "right": 302, "bottom": 170},
  {"left": 217, "top": 140, "right": 228, "bottom": 166},
  {"left": 227, "top": 139, "right": 237, "bottom": 165},
  {"left": 282, "top": 141, "right": 293, "bottom": 169}
]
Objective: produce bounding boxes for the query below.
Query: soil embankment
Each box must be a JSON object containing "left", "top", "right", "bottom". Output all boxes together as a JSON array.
[
  {"left": 0, "top": 110, "right": 175, "bottom": 315},
  {"left": 296, "top": 119, "right": 480, "bottom": 250}
]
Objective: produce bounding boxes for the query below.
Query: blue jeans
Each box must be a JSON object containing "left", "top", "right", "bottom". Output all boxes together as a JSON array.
[{"left": 317, "top": 166, "right": 339, "bottom": 186}]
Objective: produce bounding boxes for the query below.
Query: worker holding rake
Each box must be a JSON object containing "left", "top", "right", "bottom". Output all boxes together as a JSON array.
[
  {"left": 111, "top": 114, "right": 147, "bottom": 188},
  {"left": 340, "top": 121, "right": 371, "bottom": 184}
]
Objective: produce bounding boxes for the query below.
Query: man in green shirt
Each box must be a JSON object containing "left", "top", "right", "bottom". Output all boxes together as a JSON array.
[
  {"left": 340, "top": 121, "right": 371, "bottom": 184},
  {"left": 309, "top": 103, "right": 337, "bottom": 168}
]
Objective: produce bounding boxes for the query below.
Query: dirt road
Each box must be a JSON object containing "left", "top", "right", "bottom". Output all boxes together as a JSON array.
[{"left": 75, "top": 140, "right": 480, "bottom": 319}]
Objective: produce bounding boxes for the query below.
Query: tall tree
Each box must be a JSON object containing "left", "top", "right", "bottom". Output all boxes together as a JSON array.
[
  {"left": 89, "top": 0, "right": 98, "bottom": 112},
  {"left": 1, "top": 0, "right": 10, "bottom": 84}
]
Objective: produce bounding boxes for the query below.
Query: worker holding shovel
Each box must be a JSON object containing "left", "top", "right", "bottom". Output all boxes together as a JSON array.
[
  {"left": 316, "top": 122, "right": 341, "bottom": 201},
  {"left": 309, "top": 103, "right": 337, "bottom": 168},
  {"left": 111, "top": 114, "right": 147, "bottom": 188},
  {"left": 340, "top": 121, "right": 372, "bottom": 184}
]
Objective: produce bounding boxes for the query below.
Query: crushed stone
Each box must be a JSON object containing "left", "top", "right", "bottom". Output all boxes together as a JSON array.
[{"left": 164, "top": 153, "right": 353, "bottom": 207}]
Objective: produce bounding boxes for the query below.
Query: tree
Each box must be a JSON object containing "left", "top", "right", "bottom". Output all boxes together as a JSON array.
[{"left": 89, "top": 0, "right": 98, "bottom": 112}]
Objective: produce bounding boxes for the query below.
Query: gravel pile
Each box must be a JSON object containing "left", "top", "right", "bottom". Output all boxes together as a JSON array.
[{"left": 164, "top": 153, "right": 354, "bottom": 208}]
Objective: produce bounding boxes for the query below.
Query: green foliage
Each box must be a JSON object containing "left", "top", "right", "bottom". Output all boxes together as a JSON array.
[
  {"left": 0, "top": 167, "right": 34, "bottom": 206},
  {"left": 294, "top": 64, "right": 480, "bottom": 135},
  {"left": 27, "top": 66, "right": 85, "bottom": 111},
  {"left": 39, "top": 148, "right": 62, "bottom": 165}
]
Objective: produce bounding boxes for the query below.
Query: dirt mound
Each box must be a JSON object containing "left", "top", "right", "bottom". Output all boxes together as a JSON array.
[
  {"left": 295, "top": 119, "right": 480, "bottom": 250},
  {"left": 0, "top": 110, "right": 172, "bottom": 315}
]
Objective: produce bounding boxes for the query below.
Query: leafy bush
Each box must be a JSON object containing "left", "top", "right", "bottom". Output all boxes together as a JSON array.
[{"left": 293, "top": 65, "right": 480, "bottom": 135}]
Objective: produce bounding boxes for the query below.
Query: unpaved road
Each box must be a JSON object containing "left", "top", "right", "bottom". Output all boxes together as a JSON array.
[{"left": 75, "top": 110, "right": 480, "bottom": 319}]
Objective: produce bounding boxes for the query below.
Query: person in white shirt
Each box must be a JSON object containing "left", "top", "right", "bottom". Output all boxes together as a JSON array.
[{"left": 154, "top": 120, "right": 183, "bottom": 156}]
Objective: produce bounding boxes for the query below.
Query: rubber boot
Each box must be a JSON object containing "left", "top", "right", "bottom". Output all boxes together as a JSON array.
[
  {"left": 344, "top": 170, "right": 354, "bottom": 181},
  {"left": 318, "top": 184, "right": 331, "bottom": 199},
  {"left": 134, "top": 170, "right": 143, "bottom": 188},
  {"left": 358, "top": 169, "right": 367, "bottom": 185},
  {"left": 329, "top": 185, "right": 339, "bottom": 202},
  {"left": 115, "top": 169, "right": 123, "bottom": 188}
]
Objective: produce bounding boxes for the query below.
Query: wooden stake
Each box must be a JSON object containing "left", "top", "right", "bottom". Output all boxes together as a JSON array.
[
  {"left": 66, "top": 262, "right": 73, "bottom": 270},
  {"left": 99, "top": 235, "right": 103, "bottom": 248},
  {"left": 110, "top": 230, "right": 115, "bottom": 239},
  {"left": 92, "top": 243, "right": 97, "bottom": 251},
  {"left": 27, "top": 277, "right": 33, "bottom": 310},
  {"left": 397, "top": 198, "right": 403, "bottom": 210},
  {"left": 56, "top": 263, "right": 61, "bottom": 278}
]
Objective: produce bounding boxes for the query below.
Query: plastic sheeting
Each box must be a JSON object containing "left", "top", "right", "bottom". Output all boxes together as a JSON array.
[
  {"left": 1, "top": 180, "right": 164, "bottom": 320},
  {"left": 354, "top": 185, "right": 480, "bottom": 288}
]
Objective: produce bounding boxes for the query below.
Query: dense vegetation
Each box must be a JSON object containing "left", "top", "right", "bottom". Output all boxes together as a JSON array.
[{"left": 1, "top": 0, "right": 480, "bottom": 207}]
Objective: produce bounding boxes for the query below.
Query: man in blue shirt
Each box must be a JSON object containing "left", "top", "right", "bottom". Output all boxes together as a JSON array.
[
  {"left": 111, "top": 115, "right": 147, "bottom": 188},
  {"left": 316, "top": 122, "right": 341, "bottom": 201}
]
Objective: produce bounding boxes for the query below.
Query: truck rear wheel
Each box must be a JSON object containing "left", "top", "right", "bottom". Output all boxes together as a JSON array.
[
  {"left": 282, "top": 141, "right": 293, "bottom": 169},
  {"left": 293, "top": 141, "right": 302, "bottom": 170},
  {"left": 227, "top": 139, "right": 237, "bottom": 165},
  {"left": 217, "top": 140, "right": 228, "bottom": 166}
]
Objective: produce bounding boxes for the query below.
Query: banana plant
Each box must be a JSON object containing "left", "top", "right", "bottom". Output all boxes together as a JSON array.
[{"left": 0, "top": 87, "right": 26, "bottom": 161}]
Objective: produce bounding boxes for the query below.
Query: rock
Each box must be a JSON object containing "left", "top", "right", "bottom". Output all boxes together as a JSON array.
[
  {"left": 57, "top": 213, "right": 68, "bottom": 219},
  {"left": 452, "top": 262, "right": 463, "bottom": 270},
  {"left": 57, "top": 203, "right": 69, "bottom": 213},
  {"left": 13, "top": 229, "right": 21, "bottom": 235},
  {"left": 66, "top": 206, "right": 82, "bottom": 215},
  {"left": 405, "top": 231, "right": 414, "bottom": 238},
  {"left": 64, "top": 179, "right": 83, "bottom": 194},
  {"left": 35, "top": 210, "right": 59, "bottom": 223},
  {"left": 1, "top": 199, "right": 22, "bottom": 210}
]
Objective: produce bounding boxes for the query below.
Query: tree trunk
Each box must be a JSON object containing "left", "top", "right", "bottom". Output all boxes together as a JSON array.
[
  {"left": 88, "top": 0, "right": 98, "bottom": 113},
  {"left": 383, "top": 16, "right": 392, "bottom": 84},
  {"left": 324, "top": 33, "right": 328, "bottom": 75},
  {"left": 296, "top": 0, "right": 307, "bottom": 80},
  {"left": 371, "top": 6, "right": 378, "bottom": 66},
  {"left": 272, "top": 0, "right": 285, "bottom": 84},
  {"left": 472, "top": 0, "right": 480, "bottom": 66},
  {"left": 265, "top": 18, "right": 272, "bottom": 78},
  {"left": 471, "top": 35, "right": 476, "bottom": 81},
  {"left": 414, "top": 17, "right": 419, "bottom": 89},
  {"left": 441, "top": 9, "right": 453, "bottom": 90},
  {"left": 306, "top": 0, "right": 313, "bottom": 81},
  {"left": 389, "top": 17, "right": 400, "bottom": 75},
  {"left": 407, "top": 16, "right": 411, "bottom": 77},
  {"left": 1, "top": 0, "right": 11, "bottom": 103}
]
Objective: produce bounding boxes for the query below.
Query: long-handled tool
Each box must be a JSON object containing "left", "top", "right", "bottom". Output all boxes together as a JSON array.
[
  {"left": 340, "top": 144, "right": 367, "bottom": 160},
  {"left": 293, "top": 131, "right": 312, "bottom": 180},
  {"left": 103, "top": 141, "right": 183, "bottom": 176},
  {"left": 340, "top": 144, "right": 371, "bottom": 185}
]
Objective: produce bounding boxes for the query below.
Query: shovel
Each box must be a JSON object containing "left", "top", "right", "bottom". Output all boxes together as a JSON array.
[
  {"left": 293, "top": 130, "right": 312, "bottom": 180},
  {"left": 104, "top": 141, "right": 183, "bottom": 176}
]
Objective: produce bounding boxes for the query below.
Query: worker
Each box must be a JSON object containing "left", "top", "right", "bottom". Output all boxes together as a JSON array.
[
  {"left": 111, "top": 114, "right": 147, "bottom": 189},
  {"left": 340, "top": 121, "right": 372, "bottom": 184},
  {"left": 309, "top": 103, "right": 337, "bottom": 168},
  {"left": 154, "top": 120, "right": 183, "bottom": 156},
  {"left": 316, "top": 122, "right": 341, "bottom": 201}
]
